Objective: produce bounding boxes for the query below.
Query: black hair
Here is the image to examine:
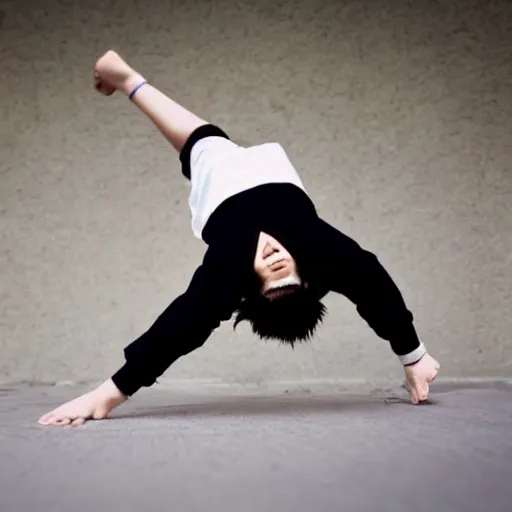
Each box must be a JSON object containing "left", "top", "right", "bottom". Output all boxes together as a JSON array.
[{"left": 233, "top": 284, "right": 327, "bottom": 347}]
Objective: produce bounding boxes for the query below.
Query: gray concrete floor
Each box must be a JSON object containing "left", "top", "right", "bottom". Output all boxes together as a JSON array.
[{"left": 1, "top": 383, "right": 511, "bottom": 512}]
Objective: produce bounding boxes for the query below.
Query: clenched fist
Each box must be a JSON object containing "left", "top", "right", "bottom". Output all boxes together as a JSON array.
[{"left": 93, "top": 50, "right": 144, "bottom": 97}]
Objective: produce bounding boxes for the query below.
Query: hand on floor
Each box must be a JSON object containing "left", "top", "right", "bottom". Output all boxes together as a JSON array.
[
  {"left": 404, "top": 353, "right": 441, "bottom": 404},
  {"left": 38, "top": 379, "right": 127, "bottom": 427}
]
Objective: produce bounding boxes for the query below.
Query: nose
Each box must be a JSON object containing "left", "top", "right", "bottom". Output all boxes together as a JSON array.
[{"left": 262, "top": 242, "right": 277, "bottom": 259}]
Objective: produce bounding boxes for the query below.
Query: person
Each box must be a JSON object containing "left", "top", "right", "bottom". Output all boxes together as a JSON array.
[{"left": 38, "top": 50, "right": 441, "bottom": 427}]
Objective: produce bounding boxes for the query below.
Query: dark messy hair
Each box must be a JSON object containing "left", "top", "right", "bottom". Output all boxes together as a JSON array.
[{"left": 233, "top": 285, "right": 327, "bottom": 347}]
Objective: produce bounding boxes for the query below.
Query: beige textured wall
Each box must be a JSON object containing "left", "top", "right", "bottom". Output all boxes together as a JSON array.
[{"left": 1, "top": 0, "right": 511, "bottom": 387}]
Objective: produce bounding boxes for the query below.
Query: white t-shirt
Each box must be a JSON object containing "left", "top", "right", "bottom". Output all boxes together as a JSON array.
[{"left": 188, "top": 136, "right": 307, "bottom": 239}]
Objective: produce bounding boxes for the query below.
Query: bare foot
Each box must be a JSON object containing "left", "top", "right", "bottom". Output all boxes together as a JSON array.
[
  {"left": 38, "top": 379, "right": 127, "bottom": 427},
  {"left": 94, "top": 50, "right": 145, "bottom": 97},
  {"left": 404, "top": 353, "right": 441, "bottom": 404}
]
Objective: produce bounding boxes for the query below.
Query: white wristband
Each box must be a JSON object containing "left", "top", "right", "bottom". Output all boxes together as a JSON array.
[{"left": 399, "top": 341, "right": 427, "bottom": 366}]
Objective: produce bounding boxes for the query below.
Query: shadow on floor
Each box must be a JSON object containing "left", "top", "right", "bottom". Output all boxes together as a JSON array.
[{"left": 110, "top": 393, "right": 423, "bottom": 421}]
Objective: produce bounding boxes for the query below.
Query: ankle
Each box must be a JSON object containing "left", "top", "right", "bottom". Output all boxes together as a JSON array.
[{"left": 96, "top": 378, "right": 128, "bottom": 402}]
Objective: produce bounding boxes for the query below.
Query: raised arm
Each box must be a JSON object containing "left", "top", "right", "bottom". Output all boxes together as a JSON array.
[{"left": 94, "top": 50, "right": 209, "bottom": 152}]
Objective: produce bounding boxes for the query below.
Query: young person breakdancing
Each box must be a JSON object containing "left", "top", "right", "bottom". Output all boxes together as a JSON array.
[{"left": 39, "top": 51, "right": 440, "bottom": 427}]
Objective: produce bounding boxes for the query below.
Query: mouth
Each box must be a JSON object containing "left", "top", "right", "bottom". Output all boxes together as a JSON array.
[{"left": 269, "top": 260, "right": 287, "bottom": 271}]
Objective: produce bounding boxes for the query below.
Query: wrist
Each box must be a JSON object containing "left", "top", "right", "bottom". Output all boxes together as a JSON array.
[{"left": 121, "top": 73, "right": 146, "bottom": 97}]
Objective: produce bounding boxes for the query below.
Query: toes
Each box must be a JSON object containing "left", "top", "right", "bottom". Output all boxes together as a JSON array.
[
  {"left": 418, "top": 382, "right": 430, "bottom": 402},
  {"left": 409, "top": 387, "right": 420, "bottom": 405},
  {"left": 50, "top": 417, "right": 71, "bottom": 427},
  {"left": 71, "top": 417, "right": 86, "bottom": 427},
  {"left": 418, "top": 389, "right": 429, "bottom": 402},
  {"left": 38, "top": 413, "right": 55, "bottom": 425}
]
